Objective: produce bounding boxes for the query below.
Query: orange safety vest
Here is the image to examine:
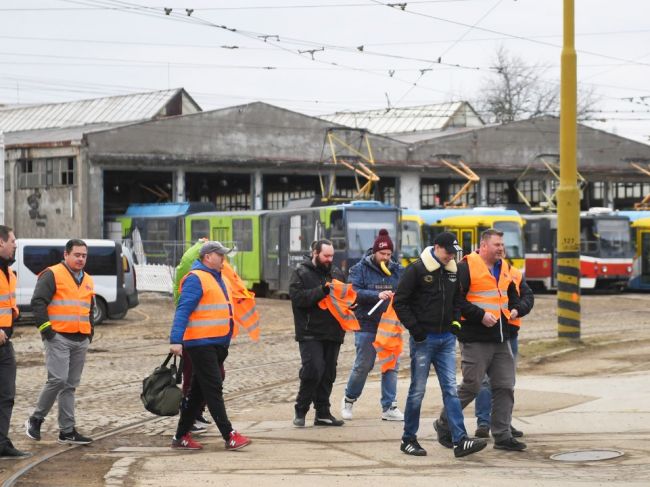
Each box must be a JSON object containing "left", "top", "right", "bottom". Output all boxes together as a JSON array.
[
  {"left": 509, "top": 266, "right": 523, "bottom": 327},
  {"left": 221, "top": 261, "right": 260, "bottom": 342},
  {"left": 372, "top": 301, "right": 403, "bottom": 373},
  {"left": 317, "top": 279, "right": 360, "bottom": 332},
  {"left": 181, "top": 269, "right": 234, "bottom": 342},
  {"left": 46, "top": 263, "right": 94, "bottom": 334},
  {"left": 0, "top": 268, "right": 18, "bottom": 328},
  {"left": 465, "top": 252, "right": 512, "bottom": 322}
]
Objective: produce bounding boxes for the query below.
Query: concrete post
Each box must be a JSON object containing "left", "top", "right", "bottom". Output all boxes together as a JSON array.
[
  {"left": 399, "top": 174, "right": 420, "bottom": 210},
  {"left": 253, "top": 170, "right": 263, "bottom": 210},
  {"left": 175, "top": 168, "right": 186, "bottom": 202}
]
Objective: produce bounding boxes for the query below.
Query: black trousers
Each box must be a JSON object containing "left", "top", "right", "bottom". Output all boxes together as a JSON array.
[
  {"left": 175, "top": 344, "right": 232, "bottom": 440},
  {"left": 0, "top": 341, "right": 16, "bottom": 449},
  {"left": 295, "top": 340, "right": 341, "bottom": 415}
]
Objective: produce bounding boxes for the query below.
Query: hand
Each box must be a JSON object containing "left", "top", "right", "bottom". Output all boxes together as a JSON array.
[
  {"left": 0, "top": 329, "right": 6, "bottom": 345},
  {"left": 170, "top": 344, "right": 183, "bottom": 356},
  {"left": 510, "top": 309, "right": 519, "bottom": 320},
  {"left": 378, "top": 290, "right": 394, "bottom": 301},
  {"left": 481, "top": 312, "right": 498, "bottom": 327}
]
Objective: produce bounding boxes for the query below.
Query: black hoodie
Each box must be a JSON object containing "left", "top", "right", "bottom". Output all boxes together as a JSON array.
[{"left": 289, "top": 257, "right": 346, "bottom": 343}]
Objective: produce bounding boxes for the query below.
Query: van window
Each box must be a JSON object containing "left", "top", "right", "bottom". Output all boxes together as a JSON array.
[{"left": 24, "top": 245, "right": 118, "bottom": 276}]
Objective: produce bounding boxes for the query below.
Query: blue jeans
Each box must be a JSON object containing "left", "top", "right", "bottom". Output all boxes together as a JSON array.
[
  {"left": 475, "top": 335, "right": 518, "bottom": 426},
  {"left": 344, "top": 332, "right": 398, "bottom": 411},
  {"left": 402, "top": 332, "right": 467, "bottom": 444}
]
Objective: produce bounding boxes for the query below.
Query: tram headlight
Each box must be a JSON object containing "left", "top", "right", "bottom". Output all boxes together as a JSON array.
[
  {"left": 602, "top": 266, "right": 608, "bottom": 273},
  {"left": 627, "top": 266, "right": 632, "bottom": 273}
]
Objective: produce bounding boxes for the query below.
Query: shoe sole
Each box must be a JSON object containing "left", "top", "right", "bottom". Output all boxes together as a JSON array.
[
  {"left": 314, "top": 421, "right": 344, "bottom": 426},
  {"left": 226, "top": 440, "right": 251, "bottom": 451},
  {"left": 171, "top": 445, "right": 202, "bottom": 450},
  {"left": 400, "top": 449, "right": 427, "bottom": 457},
  {"left": 494, "top": 444, "right": 527, "bottom": 451},
  {"left": 24, "top": 419, "right": 41, "bottom": 441},
  {"left": 455, "top": 442, "right": 488, "bottom": 458},
  {"left": 0, "top": 453, "right": 33, "bottom": 460},
  {"left": 382, "top": 417, "right": 404, "bottom": 421},
  {"left": 57, "top": 439, "right": 92, "bottom": 445}
]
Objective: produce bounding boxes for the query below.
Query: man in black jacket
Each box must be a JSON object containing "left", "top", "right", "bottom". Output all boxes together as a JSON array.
[
  {"left": 394, "top": 232, "right": 487, "bottom": 458},
  {"left": 290, "top": 239, "right": 346, "bottom": 427},
  {"left": 435, "top": 229, "right": 525, "bottom": 452}
]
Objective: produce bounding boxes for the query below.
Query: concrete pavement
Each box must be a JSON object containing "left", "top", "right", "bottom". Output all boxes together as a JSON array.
[{"left": 106, "top": 370, "right": 650, "bottom": 486}]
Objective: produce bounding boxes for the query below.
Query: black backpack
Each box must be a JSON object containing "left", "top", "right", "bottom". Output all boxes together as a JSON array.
[{"left": 141, "top": 353, "right": 183, "bottom": 416}]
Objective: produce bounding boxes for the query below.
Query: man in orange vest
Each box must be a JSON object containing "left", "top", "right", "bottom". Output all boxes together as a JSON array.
[
  {"left": 435, "top": 229, "right": 526, "bottom": 452},
  {"left": 290, "top": 239, "right": 346, "bottom": 427},
  {"left": 25, "top": 239, "right": 95, "bottom": 445},
  {"left": 169, "top": 241, "right": 251, "bottom": 451},
  {"left": 0, "top": 225, "right": 31, "bottom": 459},
  {"left": 474, "top": 264, "right": 534, "bottom": 438}
]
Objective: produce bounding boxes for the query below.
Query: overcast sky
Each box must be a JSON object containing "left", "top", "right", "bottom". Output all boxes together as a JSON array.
[{"left": 1, "top": 0, "right": 649, "bottom": 144}]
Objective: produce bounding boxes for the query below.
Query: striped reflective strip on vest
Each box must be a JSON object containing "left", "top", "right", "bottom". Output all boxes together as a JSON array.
[
  {"left": 50, "top": 299, "right": 91, "bottom": 308},
  {"left": 0, "top": 292, "right": 16, "bottom": 300},
  {"left": 376, "top": 328, "right": 401, "bottom": 339}
]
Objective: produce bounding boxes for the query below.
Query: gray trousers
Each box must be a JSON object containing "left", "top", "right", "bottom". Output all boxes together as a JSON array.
[
  {"left": 33, "top": 334, "right": 89, "bottom": 433},
  {"left": 439, "top": 341, "right": 515, "bottom": 442}
]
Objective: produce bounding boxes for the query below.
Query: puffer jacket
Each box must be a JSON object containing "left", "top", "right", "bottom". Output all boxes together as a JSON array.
[
  {"left": 393, "top": 246, "right": 459, "bottom": 341},
  {"left": 289, "top": 258, "right": 346, "bottom": 343},
  {"left": 348, "top": 252, "right": 402, "bottom": 333}
]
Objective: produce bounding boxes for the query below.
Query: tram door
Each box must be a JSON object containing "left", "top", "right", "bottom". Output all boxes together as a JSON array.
[
  {"left": 641, "top": 230, "right": 650, "bottom": 285},
  {"left": 263, "top": 214, "right": 288, "bottom": 294},
  {"left": 460, "top": 228, "right": 475, "bottom": 258}
]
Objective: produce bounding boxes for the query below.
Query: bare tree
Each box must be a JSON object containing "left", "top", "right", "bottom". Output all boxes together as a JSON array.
[{"left": 478, "top": 46, "right": 597, "bottom": 123}]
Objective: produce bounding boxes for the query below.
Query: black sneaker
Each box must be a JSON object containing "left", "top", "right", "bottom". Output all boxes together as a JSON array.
[
  {"left": 400, "top": 439, "right": 427, "bottom": 456},
  {"left": 433, "top": 420, "right": 453, "bottom": 449},
  {"left": 0, "top": 441, "right": 32, "bottom": 460},
  {"left": 510, "top": 425, "right": 524, "bottom": 438},
  {"left": 454, "top": 436, "right": 487, "bottom": 458},
  {"left": 494, "top": 437, "right": 527, "bottom": 451},
  {"left": 314, "top": 413, "right": 344, "bottom": 426},
  {"left": 195, "top": 413, "right": 212, "bottom": 427},
  {"left": 293, "top": 412, "right": 306, "bottom": 428},
  {"left": 25, "top": 416, "right": 43, "bottom": 441},
  {"left": 58, "top": 428, "right": 93, "bottom": 445},
  {"left": 475, "top": 424, "right": 490, "bottom": 438}
]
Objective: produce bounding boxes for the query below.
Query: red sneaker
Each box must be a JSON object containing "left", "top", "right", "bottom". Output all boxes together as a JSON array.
[
  {"left": 171, "top": 433, "right": 203, "bottom": 450},
  {"left": 225, "top": 430, "right": 251, "bottom": 451}
]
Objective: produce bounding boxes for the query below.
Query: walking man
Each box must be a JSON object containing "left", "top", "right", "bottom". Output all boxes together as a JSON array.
[
  {"left": 394, "top": 232, "right": 487, "bottom": 458},
  {"left": 341, "top": 229, "right": 404, "bottom": 421},
  {"left": 290, "top": 239, "right": 346, "bottom": 427},
  {"left": 25, "top": 239, "right": 95, "bottom": 445},
  {"left": 0, "top": 225, "right": 31, "bottom": 459},
  {"left": 435, "top": 229, "right": 526, "bottom": 452},
  {"left": 169, "top": 241, "right": 251, "bottom": 451},
  {"left": 475, "top": 263, "right": 534, "bottom": 438}
]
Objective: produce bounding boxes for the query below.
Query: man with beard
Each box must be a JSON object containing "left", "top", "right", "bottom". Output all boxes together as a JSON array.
[
  {"left": 290, "top": 239, "right": 346, "bottom": 427},
  {"left": 0, "top": 225, "right": 31, "bottom": 459}
]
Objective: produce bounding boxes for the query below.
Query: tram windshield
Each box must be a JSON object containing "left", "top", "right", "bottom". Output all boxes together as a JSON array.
[
  {"left": 400, "top": 220, "right": 421, "bottom": 259},
  {"left": 346, "top": 210, "right": 398, "bottom": 257},
  {"left": 590, "top": 218, "right": 632, "bottom": 258},
  {"left": 493, "top": 221, "right": 524, "bottom": 259}
]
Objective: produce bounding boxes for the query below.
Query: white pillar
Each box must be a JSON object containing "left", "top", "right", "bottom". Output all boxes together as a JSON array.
[
  {"left": 399, "top": 174, "right": 420, "bottom": 209},
  {"left": 175, "top": 169, "right": 185, "bottom": 202},
  {"left": 0, "top": 132, "right": 4, "bottom": 224},
  {"left": 604, "top": 181, "right": 614, "bottom": 209},
  {"left": 479, "top": 178, "right": 488, "bottom": 206},
  {"left": 253, "top": 170, "right": 263, "bottom": 210}
]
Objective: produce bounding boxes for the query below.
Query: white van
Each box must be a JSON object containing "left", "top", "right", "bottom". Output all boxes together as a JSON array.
[{"left": 12, "top": 239, "right": 138, "bottom": 324}]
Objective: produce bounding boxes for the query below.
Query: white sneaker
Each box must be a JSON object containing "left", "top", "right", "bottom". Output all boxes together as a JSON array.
[
  {"left": 341, "top": 397, "right": 354, "bottom": 420},
  {"left": 381, "top": 406, "right": 404, "bottom": 421}
]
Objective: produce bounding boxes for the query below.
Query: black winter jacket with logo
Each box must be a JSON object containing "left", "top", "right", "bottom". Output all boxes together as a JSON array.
[
  {"left": 393, "top": 247, "right": 459, "bottom": 341},
  {"left": 289, "top": 258, "right": 346, "bottom": 343}
]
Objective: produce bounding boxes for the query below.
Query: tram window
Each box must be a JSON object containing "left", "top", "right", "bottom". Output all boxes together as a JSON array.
[
  {"left": 580, "top": 220, "right": 599, "bottom": 254},
  {"left": 232, "top": 218, "right": 253, "bottom": 252},
  {"left": 301, "top": 214, "right": 316, "bottom": 251},
  {"left": 494, "top": 221, "right": 523, "bottom": 259},
  {"left": 595, "top": 218, "right": 631, "bottom": 257},
  {"left": 401, "top": 221, "right": 421, "bottom": 258},
  {"left": 461, "top": 231, "right": 473, "bottom": 255},
  {"left": 330, "top": 210, "right": 346, "bottom": 250},
  {"left": 190, "top": 219, "right": 209, "bottom": 241}
]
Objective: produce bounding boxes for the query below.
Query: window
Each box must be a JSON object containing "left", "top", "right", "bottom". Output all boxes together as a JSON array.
[
  {"left": 18, "top": 157, "right": 76, "bottom": 189},
  {"left": 215, "top": 192, "right": 250, "bottom": 211},
  {"left": 420, "top": 182, "right": 441, "bottom": 209},
  {"left": 517, "top": 180, "right": 543, "bottom": 206},
  {"left": 266, "top": 189, "right": 315, "bottom": 210},
  {"left": 190, "top": 219, "right": 210, "bottom": 241},
  {"left": 24, "top": 245, "right": 117, "bottom": 276},
  {"left": 487, "top": 181, "right": 509, "bottom": 205},
  {"left": 448, "top": 182, "right": 477, "bottom": 206},
  {"left": 232, "top": 218, "right": 253, "bottom": 252}
]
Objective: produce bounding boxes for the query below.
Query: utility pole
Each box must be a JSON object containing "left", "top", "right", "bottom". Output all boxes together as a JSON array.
[{"left": 557, "top": 0, "right": 581, "bottom": 339}]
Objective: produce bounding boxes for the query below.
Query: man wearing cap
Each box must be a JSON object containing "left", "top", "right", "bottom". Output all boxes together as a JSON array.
[
  {"left": 169, "top": 241, "right": 251, "bottom": 451},
  {"left": 341, "top": 229, "right": 403, "bottom": 422},
  {"left": 435, "top": 228, "right": 525, "bottom": 452},
  {"left": 393, "top": 232, "right": 487, "bottom": 458}
]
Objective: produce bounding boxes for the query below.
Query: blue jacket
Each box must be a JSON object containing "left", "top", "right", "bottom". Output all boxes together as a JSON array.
[
  {"left": 348, "top": 253, "right": 402, "bottom": 333},
  {"left": 169, "top": 260, "right": 233, "bottom": 348}
]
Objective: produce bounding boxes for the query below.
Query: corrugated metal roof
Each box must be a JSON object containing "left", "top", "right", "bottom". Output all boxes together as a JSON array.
[
  {"left": 0, "top": 88, "right": 196, "bottom": 133},
  {"left": 3, "top": 122, "right": 133, "bottom": 146},
  {"left": 319, "top": 101, "right": 483, "bottom": 135}
]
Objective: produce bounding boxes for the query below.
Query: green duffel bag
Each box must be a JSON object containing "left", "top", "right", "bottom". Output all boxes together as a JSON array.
[{"left": 141, "top": 353, "right": 183, "bottom": 416}]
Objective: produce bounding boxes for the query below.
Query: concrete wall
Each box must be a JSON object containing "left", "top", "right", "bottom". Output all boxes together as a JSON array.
[{"left": 4, "top": 145, "right": 87, "bottom": 238}]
